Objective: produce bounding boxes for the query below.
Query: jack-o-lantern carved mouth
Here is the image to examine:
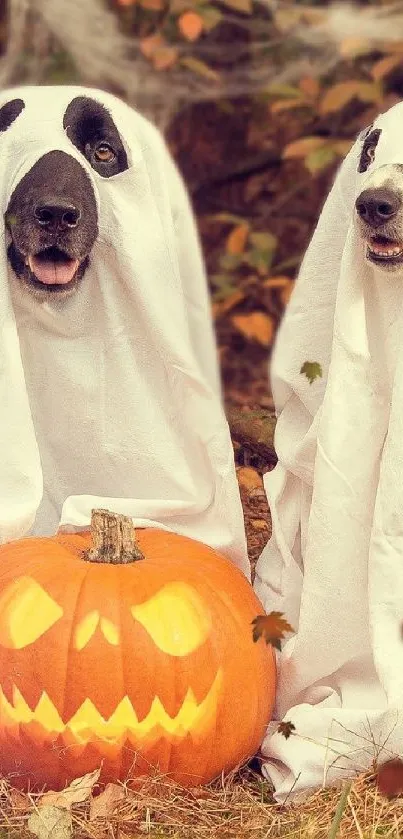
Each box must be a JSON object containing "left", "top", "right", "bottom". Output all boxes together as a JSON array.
[{"left": 0, "top": 671, "right": 223, "bottom": 745}]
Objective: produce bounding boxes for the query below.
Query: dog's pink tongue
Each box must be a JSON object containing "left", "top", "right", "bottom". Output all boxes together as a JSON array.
[{"left": 29, "top": 256, "right": 79, "bottom": 285}]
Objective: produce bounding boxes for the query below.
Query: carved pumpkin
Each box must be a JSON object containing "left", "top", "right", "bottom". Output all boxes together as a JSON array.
[{"left": 0, "top": 510, "right": 275, "bottom": 790}]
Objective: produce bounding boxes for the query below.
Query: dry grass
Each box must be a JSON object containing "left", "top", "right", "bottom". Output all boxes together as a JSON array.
[{"left": 1, "top": 764, "right": 403, "bottom": 838}]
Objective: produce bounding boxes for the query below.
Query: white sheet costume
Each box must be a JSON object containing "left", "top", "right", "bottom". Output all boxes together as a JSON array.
[
  {"left": 0, "top": 85, "right": 248, "bottom": 577},
  {"left": 255, "top": 102, "right": 403, "bottom": 801}
]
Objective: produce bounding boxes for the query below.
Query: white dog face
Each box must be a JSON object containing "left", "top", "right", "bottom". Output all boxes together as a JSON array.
[
  {"left": 2, "top": 93, "right": 130, "bottom": 298},
  {"left": 355, "top": 113, "right": 403, "bottom": 273}
]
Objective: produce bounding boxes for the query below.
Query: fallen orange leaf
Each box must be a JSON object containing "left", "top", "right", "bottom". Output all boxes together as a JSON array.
[
  {"left": 283, "top": 136, "right": 326, "bottom": 160},
  {"left": 152, "top": 46, "right": 178, "bottom": 70},
  {"left": 338, "top": 36, "right": 371, "bottom": 59},
  {"left": 251, "top": 519, "right": 269, "bottom": 531},
  {"left": 140, "top": 33, "right": 164, "bottom": 59},
  {"left": 319, "top": 80, "right": 380, "bottom": 115},
  {"left": 298, "top": 76, "right": 319, "bottom": 99},
  {"left": 236, "top": 466, "right": 263, "bottom": 492},
  {"left": 371, "top": 54, "right": 402, "bottom": 82},
  {"left": 232, "top": 312, "right": 274, "bottom": 346},
  {"left": 178, "top": 10, "right": 204, "bottom": 41},
  {"left": 226, "top": 223, "right": 249, "bottom": 255}
]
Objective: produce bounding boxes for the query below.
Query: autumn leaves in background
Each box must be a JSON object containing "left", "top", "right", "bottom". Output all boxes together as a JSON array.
[
  {"left": 109, "top": 2, "right": 403, "bottom": 360},
  {"left": 114, "top": 0, "right": 246, "bottom": 79}
]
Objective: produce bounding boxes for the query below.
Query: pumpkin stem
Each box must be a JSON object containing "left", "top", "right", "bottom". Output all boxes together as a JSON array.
[{"left": 84, "top": 509, "right": 144, "bottom": 564}]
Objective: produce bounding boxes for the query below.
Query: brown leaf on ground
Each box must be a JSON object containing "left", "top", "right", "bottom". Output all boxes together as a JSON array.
[
  {"left": 250, "top": 518, "right": 269, "bottom": 530},
  {"left": 236, "top": 466, "right": 263, "bottom": 492},
  {"left": 9, "top": 788, "right": 31, "bottom": 812},
  {"left": 38, "top": 768, "right": 101, "bottom": 810},
  {"left": 28, "top": 805, "right": 72, "bottom": 839},
  {"left": 89, "top": 783, "right": 126, "bottom": 820},
  {"left": 377, "top": 759, "right": 403, "bottom": 799}
]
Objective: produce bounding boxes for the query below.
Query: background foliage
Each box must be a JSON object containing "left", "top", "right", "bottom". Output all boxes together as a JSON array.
[
  {"left": 1, "top": 1, "right": 402, "bottom": 409},
  {"left": 1, "top": 0, "right": 403, "bottom": 561}
]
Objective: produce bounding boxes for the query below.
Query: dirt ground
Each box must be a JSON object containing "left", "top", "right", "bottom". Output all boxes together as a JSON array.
[{"left": 168, "top": 98, "right": 341, "bottom": 570}]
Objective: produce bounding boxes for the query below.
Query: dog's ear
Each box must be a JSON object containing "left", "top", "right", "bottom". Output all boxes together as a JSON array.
[
  {"left": 0, "top": 99, "right": 25, "bottom": 133},
  {"left": 357, "top": 126, "right": 382, "bottom": 174},
  {"left": 359, "top": 123, "right": 374, "bottom": 141}
]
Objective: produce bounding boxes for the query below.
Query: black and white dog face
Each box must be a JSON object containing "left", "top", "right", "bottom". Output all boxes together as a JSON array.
[
  {"left": 3, "top": 95, "right": 128, "bottom": 297},
  {"left": 355, "top": 124, "right": 403, "bottom": 272}
]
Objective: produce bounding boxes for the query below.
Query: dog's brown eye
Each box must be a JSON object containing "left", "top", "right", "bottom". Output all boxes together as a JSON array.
[{"left": 94, "top": 144, "right": 116, "bottom": 163}]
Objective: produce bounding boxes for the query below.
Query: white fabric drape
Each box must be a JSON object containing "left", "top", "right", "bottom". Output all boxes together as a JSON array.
[
  {"left": 255, "top": 103, "right": 403, "bottom": 800},
  {"left": 0, "top": 85, "right": 248, "bottom": 576}
]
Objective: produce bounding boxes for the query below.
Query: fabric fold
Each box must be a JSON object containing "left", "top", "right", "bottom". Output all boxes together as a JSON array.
[
  {"left": 255, "top": 107, "right": 403, "bottom": 801},
  {"left": 0, "top": 85, "right": 248, "bottom": 576}
]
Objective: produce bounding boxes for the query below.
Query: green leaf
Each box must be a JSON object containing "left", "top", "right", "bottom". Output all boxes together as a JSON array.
[
  {"left": 305, "top": 145, "right": 336, "bottom": 175},
  {"left": 43, "top": 50, "right": 79, "bottom": 84},
  {"left": 180, "top": 56, "right": 220, "bottom": 82},
  {"left": 218, "top": 0, "right": 252, "bottom": 13},
  {"left": 210, "top": 274, "right": 238, "bottom": 300},
  {"left": 199, "top": 5, "right": 223, "bottom": 30},
  {"left": 243, "top": 247, "right": 274, "bottom": 274},
  {"left": 274, "top": 254, "right": 302, "bottom": 272},
  {"left": 213, "top": 286, "right": 239, "bottom": 302},
  {"left": 300, "top": 361, "right": 323, "bottom": 384},
  {"left": 328, "top": 782, "right": 352, "bottom": 839},
  {"left": 264, "top": 83, "right": 302, "bottom": 99},
  {"left": 249, "top": 231, "right": 277, "bottom": 252},
  {"left": 216, "top": 100, "right": 235, "bottom": 114},
  {"left": 219, "top": 252, "right": 243, "bottom": 271}
]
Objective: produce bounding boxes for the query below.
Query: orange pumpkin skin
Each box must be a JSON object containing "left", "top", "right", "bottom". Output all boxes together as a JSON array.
[{"left": 0, "top": 526, "right": 275, "bottom": 790}]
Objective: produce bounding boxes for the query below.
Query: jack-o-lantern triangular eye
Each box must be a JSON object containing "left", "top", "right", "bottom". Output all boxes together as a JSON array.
[
  {"left": 0, "top": 576, "right": 63, "bottom": 649},
  {"left": 131, "top": 582, "right": 211, "bottom": 656}
]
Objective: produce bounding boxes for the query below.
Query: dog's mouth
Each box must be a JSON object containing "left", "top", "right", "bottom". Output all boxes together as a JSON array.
[
  {"left": 366, "top": 235, "right": 403, "bottom": 265},
  {"left": 26, "top": 246, "right": 80, "bottom": 290}
]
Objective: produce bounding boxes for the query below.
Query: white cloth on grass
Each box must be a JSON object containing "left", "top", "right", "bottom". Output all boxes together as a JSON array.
[
  {"left": 254, "top": 101, "right": 403, "bottom": 801},
  {"left": 0, "top": 85, "right": 248, "bottom": 575}
]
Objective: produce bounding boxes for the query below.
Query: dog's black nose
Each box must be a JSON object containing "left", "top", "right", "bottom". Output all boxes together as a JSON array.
[
  {"left": 34, "top": 203, "right": 81, "bottom": 230},
  {"left": 355, "top": 188, "right": 401, "bottom": 227}
]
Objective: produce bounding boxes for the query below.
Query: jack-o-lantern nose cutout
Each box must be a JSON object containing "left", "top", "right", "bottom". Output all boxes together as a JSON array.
[
  {"left": 0, "top": 576, "right": 63, "bottom": 649},
  {"left": 131, "top": 582, "right": 211, "bottom": 656},
  {"left": 74, "top": 611, "right": 120, "bottom": 650}
]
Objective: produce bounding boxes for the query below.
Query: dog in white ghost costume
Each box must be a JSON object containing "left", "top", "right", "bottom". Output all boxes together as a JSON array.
[
  {"left": 0, "top": 85, "right": 249, "bottom": 580},
  {"left": 255, "top": 102, "right": 403, "bottom": 801}
]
